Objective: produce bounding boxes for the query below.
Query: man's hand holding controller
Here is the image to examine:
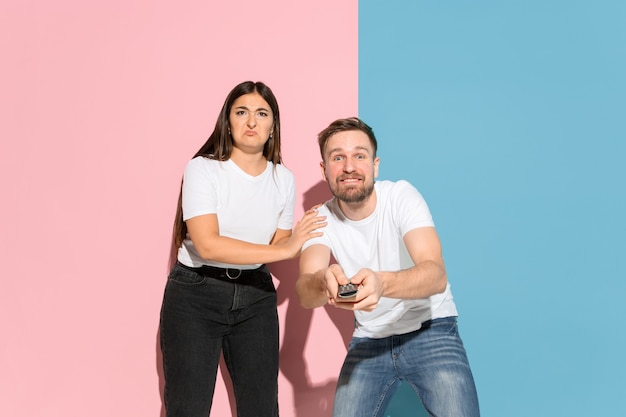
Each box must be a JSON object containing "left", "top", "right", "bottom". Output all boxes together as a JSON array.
[
  {"left": 325, "top": 264, "right": 358, "bottom": 303},
  {"left": 338, "top": 282, "right": 358, "bottom": 298},
  {"left": 327, "top": 266, "right": 383, "bottom": 312}
]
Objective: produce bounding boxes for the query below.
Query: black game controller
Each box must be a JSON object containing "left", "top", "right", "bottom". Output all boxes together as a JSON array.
[{"left": 338, "top": 283, "right": 358, "bottom": 298}]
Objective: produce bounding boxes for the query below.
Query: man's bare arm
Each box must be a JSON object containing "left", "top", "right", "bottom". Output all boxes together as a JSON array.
[
  {"left": 379, "top": 226, "right": 447, "bottom": 299},
  {"left": 296, "top": 244, "right": 333, "bottom": 309}
]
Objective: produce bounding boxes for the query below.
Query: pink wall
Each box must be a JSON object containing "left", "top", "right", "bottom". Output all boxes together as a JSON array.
[{"left": 0, "top": 2, "right": 357, "bottom": 416}]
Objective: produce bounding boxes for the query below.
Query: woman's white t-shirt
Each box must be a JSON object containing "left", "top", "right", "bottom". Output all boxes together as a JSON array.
[{"left": 177, "top": 156, "right": 296, "bottom": 269}]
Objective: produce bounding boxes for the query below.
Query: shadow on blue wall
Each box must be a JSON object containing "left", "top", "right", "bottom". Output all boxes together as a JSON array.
[{"left": 384, "top": 382, "right": 428, "bottom": 417}]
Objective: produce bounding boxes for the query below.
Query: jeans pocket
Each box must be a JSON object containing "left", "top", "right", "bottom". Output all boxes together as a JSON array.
[
  {"left": 425, "top": 317, "right": 459, "bottom": 338},
  {"left": 168, "top": 264, "right": 208, "bottom": 286}
]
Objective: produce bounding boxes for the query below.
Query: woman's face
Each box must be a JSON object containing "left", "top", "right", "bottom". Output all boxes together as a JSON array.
[{"left": 229, "top": 93, "right": 274, "bottom": 153}]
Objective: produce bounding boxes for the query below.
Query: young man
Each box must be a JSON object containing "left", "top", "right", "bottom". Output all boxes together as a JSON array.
[{"left": 296, "top": 117, "right": 480, "bottom": 417}]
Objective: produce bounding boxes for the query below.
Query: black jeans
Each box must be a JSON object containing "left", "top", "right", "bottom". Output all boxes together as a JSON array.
[{"left": 159, "top": 262, "right": 279, "bottom": 417}]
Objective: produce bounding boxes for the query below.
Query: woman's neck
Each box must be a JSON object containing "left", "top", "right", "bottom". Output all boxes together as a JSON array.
[{"left": 230, "top": 148, "right": 268, "bottom": 176}]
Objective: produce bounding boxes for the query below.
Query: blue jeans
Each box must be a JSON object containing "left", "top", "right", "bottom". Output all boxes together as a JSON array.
[
  {"left": 159, "top": 262, "right": 279, "bottom": 417},
  {"left": 333, "top": 317, "right": 480, "bottom": 417}
]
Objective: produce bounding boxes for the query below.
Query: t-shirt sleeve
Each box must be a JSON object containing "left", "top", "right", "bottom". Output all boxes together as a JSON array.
[
  {"left": 276, "top": 169, "right": 296, "bottom": 230},
  {"left": 301, "top": 203, "right": 332, "bottom": 251},
  {"left": 181, "top": 157, "right": 217, "bottom": 221},
  {"left": 393, "top": 180, "right": 435, "bottom": 236}
]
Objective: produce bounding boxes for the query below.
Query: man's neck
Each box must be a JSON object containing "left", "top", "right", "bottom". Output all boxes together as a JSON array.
[{"left": 338, "top": 189, "right": 377, "bottom": 221}]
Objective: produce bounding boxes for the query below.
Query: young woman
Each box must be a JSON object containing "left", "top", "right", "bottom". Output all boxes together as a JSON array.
[{"left": 159, "top": 81, "right": 325, "bottom": 417}]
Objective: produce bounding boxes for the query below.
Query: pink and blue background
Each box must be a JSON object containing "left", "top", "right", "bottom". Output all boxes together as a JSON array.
[{"left": 2, "top": 1, "right": 625, "bottom": 416}]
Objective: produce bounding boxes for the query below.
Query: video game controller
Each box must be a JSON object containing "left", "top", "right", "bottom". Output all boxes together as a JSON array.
[{"left": 338, "top": 283, "right": 358, "bottom": 298}]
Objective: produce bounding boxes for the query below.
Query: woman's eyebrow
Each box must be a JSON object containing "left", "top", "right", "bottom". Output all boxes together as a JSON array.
[{"left": 234, "top": 105, "right": 271, "bottom": 112}]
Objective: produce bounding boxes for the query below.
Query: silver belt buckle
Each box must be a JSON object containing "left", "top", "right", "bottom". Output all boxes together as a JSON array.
[{"left": 226, "top": 268, "right": 242, "bottom": 280}]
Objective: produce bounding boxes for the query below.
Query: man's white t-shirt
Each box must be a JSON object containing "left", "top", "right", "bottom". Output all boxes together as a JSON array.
[
  {"left": 302, "top": 180, "right": 458, "bottom": 338},
  {"left": 178, "top": 156, "right": 296, "bottom": 269}
]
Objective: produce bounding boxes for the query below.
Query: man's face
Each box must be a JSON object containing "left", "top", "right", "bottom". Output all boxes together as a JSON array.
[{"left": 321, "top": 130, "right": 379, "bottom": 204}]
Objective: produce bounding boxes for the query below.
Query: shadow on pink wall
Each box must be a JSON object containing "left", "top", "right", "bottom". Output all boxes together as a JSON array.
[
  {"left": 273, "top": 180, "right": 354, "bottom": 416},
  {"left": 154, "top": 180, "right": 354, "bottom": 417}
]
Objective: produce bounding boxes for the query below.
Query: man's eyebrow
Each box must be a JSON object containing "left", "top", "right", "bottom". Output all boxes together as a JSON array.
[{"left": 327, "top": 145, "right": 370, "bottom": 154}]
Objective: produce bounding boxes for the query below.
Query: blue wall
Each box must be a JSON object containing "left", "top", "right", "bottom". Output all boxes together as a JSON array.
[{"left": 359, "top": 1, "right": 626, "bottom": 416}]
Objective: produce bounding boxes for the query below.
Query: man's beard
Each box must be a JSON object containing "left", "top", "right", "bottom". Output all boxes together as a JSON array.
[{"left": 330, "top": 176, "right": 375, "bottom": 204}]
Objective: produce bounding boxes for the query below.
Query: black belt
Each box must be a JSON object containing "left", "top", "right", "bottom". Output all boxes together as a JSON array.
[{"left": 177, "top": 262, "right": 268, "bottom": 281}]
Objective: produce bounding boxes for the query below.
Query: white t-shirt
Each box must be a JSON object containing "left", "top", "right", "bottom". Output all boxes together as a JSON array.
[
  {"left": 302, "top": 180, "right": 458, "bottom": 338},
  {"left": 177, "top": 156, "right": 296, "bottom": 269}
]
